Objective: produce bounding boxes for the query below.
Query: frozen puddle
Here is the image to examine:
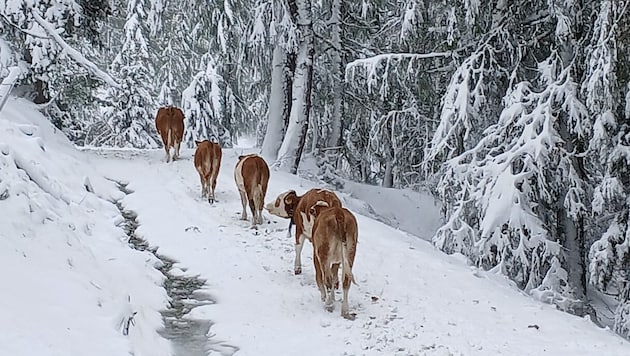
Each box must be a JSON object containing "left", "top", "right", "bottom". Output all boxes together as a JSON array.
[{"left": 115, "top": 182, "right": 238, "bottom": 356}]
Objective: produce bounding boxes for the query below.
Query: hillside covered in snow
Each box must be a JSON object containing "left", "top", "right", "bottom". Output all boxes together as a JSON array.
[{"left": 1, "top": 98, "right": 629, "bottom": 355}]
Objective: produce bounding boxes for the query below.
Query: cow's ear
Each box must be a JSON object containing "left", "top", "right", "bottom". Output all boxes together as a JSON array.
[{"left": 285, "top": 190, "right": 297, "bottom": 205}]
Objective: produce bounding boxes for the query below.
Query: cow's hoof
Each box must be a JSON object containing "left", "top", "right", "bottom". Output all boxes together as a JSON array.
[
  {"left": 325, "top": 304, "right": 334, "bottom": 313},
  {"left": 342, "top": 312, "right": 356, "bottom": 320},
  {"left": 294, "top": 267, "right": 302, "bottom": 275}
]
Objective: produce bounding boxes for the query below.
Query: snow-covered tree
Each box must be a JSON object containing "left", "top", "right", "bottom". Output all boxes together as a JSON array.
[
  {"left": 343, "top": 0, "right": 465, "bottom": 187},
  {"left": 260, "top": 0, "right": 297, "bottom": 162},
  {"left": 434, "top": 53, "right": 589, "bottom": 309},
  {"left": 95, "top": 0, "right": 158, "bottom": 148},
  {"left": 585, "top": 0, "right": 630, "bottom": 338},
  {"left": 0, "top": 0, "right": 112, "bottom": 103},
  {"left": 423, "top": 31, "right": 508, "bottom": 175},
  {"left": 275, "top": 0, "right": 314, "bottom": 173},
  {"left": 182, "top": 54, "right": 231, "bottom": 147}
]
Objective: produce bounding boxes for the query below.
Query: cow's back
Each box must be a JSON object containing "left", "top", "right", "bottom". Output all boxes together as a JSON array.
[
  {"left": 155, "top": 107, "right": 169, "bottom": 134},
  {"left": 194, "top": 141, "right": 211, "bottom": 172},
  {"left": 169, "top": 107, "right": 185, "bottom": 142},
  {"left": 210, "top": 141, "right": 222, "bottom": 166},
  {"left": 237, "top": 155, "right": 269, "bottom": 195},
  {"left": 235, "top": 154, "right": 269, "bottom": 225},
  {"left": 295, "top": 189, "right": 342, "bottom": 238}
]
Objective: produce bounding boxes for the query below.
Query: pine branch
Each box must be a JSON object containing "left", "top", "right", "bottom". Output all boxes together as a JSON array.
[
  {"left": 30, "top": 11, "right": 120, "bottom": 88},
  {"left": 0, "top": 14, "right": 50, "bottom": 39}
]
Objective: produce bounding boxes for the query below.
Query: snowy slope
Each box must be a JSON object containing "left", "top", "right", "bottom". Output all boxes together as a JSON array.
[
  {"left": 0, "top": 98, "right": 171, "bottom": 356},
  {"left": 1, "top": 97, "right": 629, "bottom": 356},
  {"left": 87, "top": 148, "right": 629, "bottom": 355}
]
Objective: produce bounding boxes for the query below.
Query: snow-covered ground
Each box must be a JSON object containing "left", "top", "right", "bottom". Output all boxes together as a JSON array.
[{"left": 2, "top": 97, "right": 630, "bottom": 356}]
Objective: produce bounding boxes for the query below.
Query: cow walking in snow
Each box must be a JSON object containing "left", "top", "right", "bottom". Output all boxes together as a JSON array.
[
  {"left": 194, "top": 140, "right": 222, "bottom": 203},
  {"left": 266, "top": 188, "right": 342, "bottom": 275},
  {"left": 234, "top": 154, "right": 270, "bottom": 227},
  {"left": 155, "top": 106, "right": 184, "bottom": 163},
  {"left": 307, "top": 201, "right": 358, "bottom": 319}
]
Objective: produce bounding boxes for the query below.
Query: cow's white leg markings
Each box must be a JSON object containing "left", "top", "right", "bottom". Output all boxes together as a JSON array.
[
  {"left": 325, "top": 282, "right": 335, "bottom": 312},
  {"left": 235, "top": 159, "right": 248, "bottom": 220},
  {"left": 174, "top": 141, "right": 181, "bottom": 160},
  {"left": 294, "top": 233, "right": 306, "bottom": 275},
  {"left": 341, "top": 287, "right": 350, "bottom": 317}
]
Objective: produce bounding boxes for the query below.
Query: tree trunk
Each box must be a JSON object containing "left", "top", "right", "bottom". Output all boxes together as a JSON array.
[
  {"left": 383, "top": 160, "right": 394, "bottom": 188},
  {"left": 276, "top": 0, "right": 313, "bottom": 174},
  {"left": 262, "top": 44, "right": 293, "bottom": 161},
  {"left": 328, "top": 0, "right": 343, "bottom": 149},
  {"left": 34, "top": 79, "right": 49, "bottom": 104}
]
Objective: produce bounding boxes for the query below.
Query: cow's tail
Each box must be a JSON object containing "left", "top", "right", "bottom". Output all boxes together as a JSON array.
[
  {"left": 336, "top": 210, "right": 357, "bottom": 286},
  {"left": 167, "top": 126, "right": 173, "bottom": 150},
  {"left": 253, "top": 183, "right": 264, "bottom": 211}
]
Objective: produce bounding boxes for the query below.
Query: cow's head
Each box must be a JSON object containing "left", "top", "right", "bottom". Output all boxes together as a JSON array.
[
  {"left": 238, "top": 154, "right": 252, "bottom": 162},
  {"left": 308, "top": 200, "right": 330, "bottom": 218},
  {"left": 265, "top": 190, "right": 298, "bottom": 218}
]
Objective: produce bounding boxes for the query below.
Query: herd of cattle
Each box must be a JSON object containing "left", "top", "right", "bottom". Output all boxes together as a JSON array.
[{"left": 155, "top": 106, "right": 359, "bottom": 319}]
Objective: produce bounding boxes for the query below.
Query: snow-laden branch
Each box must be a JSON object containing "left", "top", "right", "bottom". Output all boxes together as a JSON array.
[
  {"left": 0, "top": 14, "right": 50, "bottom": 39},
  {"left": 31, "top": 12, "right": 120, "bottom": 88},
  {"left": 345, "top": 51, "right": 453, "bottom": 99},
  {"left": 345, "top": 51, "right": 453, "bottom": 78},
  {"left": 0, "top": 66, "right": 22, "bottom": 112}
]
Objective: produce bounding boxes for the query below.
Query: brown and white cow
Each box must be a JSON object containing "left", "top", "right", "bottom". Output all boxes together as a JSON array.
[
  {"left": 265, "top": 188, "right": 342, "bottom": 274},
  {"left": 194, "top": 140, "right": 222, "bottom": 203},
  {"left": 155, "top": 106, "right": 185, "bottom": 163},
  {"left": 234, "top": 154, "right": 270, "bottom": 227},
  {"left": 307, "top": 201, "right": 358, "bottom": 319}
]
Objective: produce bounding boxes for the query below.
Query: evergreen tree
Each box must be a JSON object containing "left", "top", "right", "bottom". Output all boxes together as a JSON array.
[
  {"left": 96, "top": 0, "right": 158, "bottom": 148},
  {"left": 0, "top": 0, "right": 112, "bottom": 104},
  {"left": 182, "top": 54, "right": 231, "bottom": 147},
  {"left": 586, "top": 0, "right": 630, "bottom": 337}
]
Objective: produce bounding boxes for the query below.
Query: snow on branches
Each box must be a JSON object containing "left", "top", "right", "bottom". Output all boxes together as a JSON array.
[
  {"left": 434, "top": 53, "right": 589, "bottom": 307},
  {"left": 584, "top": 0, "right": 630, "bottom": 337},
  {"left": 182, "top": 54, "right": 231, "bottom": 148},
  {"left": 423, "top": 36, "right": 506, "bottom": 175}
]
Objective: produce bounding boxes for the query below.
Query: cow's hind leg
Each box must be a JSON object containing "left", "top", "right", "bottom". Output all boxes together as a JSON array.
[
  {"left": 164, "top": 145, "right": 171, "bottom": 163},
  {"left": 210, "top": 172, "right": 218, "bottom": 203},
  {"left": 341, "top": 271, "right": 354, "bottom": 319},
  {"left": 248, "top": 199, "right": 257, "bottom": 227},
  {"left": 294, "top": 233, "right": 306, "bottom": 275},
  {"left": 331, "top": 263, "right": 340, "bottom": 290},
  {"left": 314, "top": 249, "right": 326, "bottom": 301},
  {"left": 208, "top": 183, "right": 215, "bottom": 203},
  {"left": 239, "top": 191, "right": 248, "bottom": 221},
  {"left": 198, "top": 172, "right": 207, "bottom": 199},
  {"left": 173, "top": 141, "right": 181, "bottom": 160},
  {"left": 164, "top": 129, "right": 173, "bottom": 163},
  {"left": 324, "top": 268, "right": 335, "bottom": 312}
]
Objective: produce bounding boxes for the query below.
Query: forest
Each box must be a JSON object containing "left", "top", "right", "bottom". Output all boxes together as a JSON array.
[{"left": 0, "top": 0, "right": 629, "bottom": 340}]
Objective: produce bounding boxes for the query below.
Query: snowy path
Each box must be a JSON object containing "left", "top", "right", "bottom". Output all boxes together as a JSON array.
[{"left": 86, "top": 148, "right": 629, "bottom": 356}]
